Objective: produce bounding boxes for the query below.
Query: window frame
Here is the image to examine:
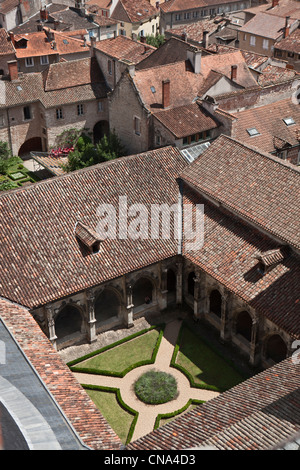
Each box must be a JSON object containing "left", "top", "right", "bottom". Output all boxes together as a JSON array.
[{"left": 25, "top": 57, "right": 34, "bottom": 67}]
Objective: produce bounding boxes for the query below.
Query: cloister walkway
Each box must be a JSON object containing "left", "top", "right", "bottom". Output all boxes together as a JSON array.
[{"left": 73, "top": 319, "right": 220, "bottom": 442}]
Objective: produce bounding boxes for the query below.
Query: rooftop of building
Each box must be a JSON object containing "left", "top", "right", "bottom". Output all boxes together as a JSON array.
[
  {"left": 239, "top": 11, "right": 298, "bottom": 39},
  {"left": 111, "top": 0, "right": 158, "bottom": 23},
  {"left": 94, "top": 35, "right": 156, "bottom": 63},
  {"left": 275, "top": 26, "right": 300, "bottom": 53},
  {"left": 0, "top": 298, "right": 121, "bottom": 450},
  {"left": 230, "top": 97, "right": 300, "bottom": 154}
]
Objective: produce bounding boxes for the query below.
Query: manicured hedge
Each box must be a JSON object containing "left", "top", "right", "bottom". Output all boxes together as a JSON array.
[
  {"left": 154, "top": 399, "right": 205, "bottom": 429},
  {"left": 68, "top": 324, "right": 165, "bottom": 377},
  {"left": 82, "top": 384, "right": 138, "bottom": 445}
]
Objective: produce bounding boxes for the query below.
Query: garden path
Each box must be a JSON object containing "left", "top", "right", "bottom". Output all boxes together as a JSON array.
[{"left": 73, "top": 319, "right": 220, "bottom": 442}]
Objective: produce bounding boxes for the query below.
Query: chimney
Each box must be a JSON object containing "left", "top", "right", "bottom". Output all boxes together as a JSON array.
[
  {"left": 231, "top": 64, "right": 237, "bottom": 81},
  {"left": 271, "top": 0, "right": 279, "bottom": 7},
  {"left": 40, "top": 7, "right": 49, "bottom": 21},
  {"left": 202, "top": 31, "right": 209, "bottom": 48},
  {"left": 90, "top": 35, "right": 96, "bottom": 56},
  {"left": 162, "top": 79, "right": 170, "bottom": 108},
  {"left": 188, "top": 49, "right": 202, "bottom": 74},
  {"left": 181, "top": 32, "right": 187, "bottom": 42},
  {"left": 284, "top": 16, "right": 290, "bottom": 38},
  {"left": 8, "top": 31, "right": 15, "bottom": 45},
  {"left": 8, "top": 60, "right": 18, "bottom": 81}
]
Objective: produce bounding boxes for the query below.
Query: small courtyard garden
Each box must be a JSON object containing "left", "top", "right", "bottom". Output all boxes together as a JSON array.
[
  {"left": 68, "top": 321, "right": 246, "bottom": 445},
  {"left": 0, "top": 141, "right": 40, "bottom": 191}
]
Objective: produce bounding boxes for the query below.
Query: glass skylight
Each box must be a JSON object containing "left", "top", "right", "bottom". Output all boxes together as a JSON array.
[
  {"left": 246, "top": 127, "right": 260, "bottom": 137},
  {"left": 283, "top": 117, "right": 295, "bottom": 126}
]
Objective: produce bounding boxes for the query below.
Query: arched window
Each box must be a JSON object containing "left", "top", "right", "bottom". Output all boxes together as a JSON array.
[
  {"left": 265, "top": 334, "right": 287, "bottom": 363},
  {"left": 95, "top": 289, "right": 121, "bottom": 323},
  {"left": 55, "top": 305, "right": 82, "bottom": 339},
  {"left": 209, "top": 289, "right": 222, "bottom": 317},
  {"left": 236, "top": 311, "right": 252, "bottom": 341}
]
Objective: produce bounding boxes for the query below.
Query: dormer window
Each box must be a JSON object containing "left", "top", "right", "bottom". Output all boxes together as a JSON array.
[
  {"left": 75, "top": 221, "right": 102, "bottom": 253},
  {"left": 283, "top": 117, "right": 295, "bottom": 126},
  {"left": 255, "top": 247, "right": 289, "bottom": 275},
  {"left": 247, "top": 127, "right": 260, "bottom": 137}
]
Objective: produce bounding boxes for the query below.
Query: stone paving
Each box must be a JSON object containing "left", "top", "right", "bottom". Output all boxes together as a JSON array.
[{"left": 72, "top": 317, "right": 220, "bottom": 442}]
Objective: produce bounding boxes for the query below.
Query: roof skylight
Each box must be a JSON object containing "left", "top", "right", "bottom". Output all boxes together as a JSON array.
[
  {"left": 283, "top": 117, "right": 295, "bottom": 126},
  {"left": 246, "top": 127, "right": 260, "bottom": 137}
]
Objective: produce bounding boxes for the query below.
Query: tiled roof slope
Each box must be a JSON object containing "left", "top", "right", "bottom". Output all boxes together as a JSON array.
[
  {"left": 94, "top": 36, "right": 156, "bottom": 63},
  {"left": 160, "top": 0, "right": 239, "bottom": 13},
  {"left": 180, "top": 135, "right": 300, "bottom": 250},
  {"left": 230, "top": 98, "right": 300, "bottom": 153},
  {"left": 128, "top": 357, "right": 300, "bottom": 450},
  {"left": 133, "top": 51, "right": 257, "bottom": 111},
  {"left": 136, "top": 37, "right": 198, "bottom": 70},
  {"left": 240, "top": 12, "right": 298, "bottom": 40},
  {"left": 0, "top": 28, "right": 15, "bottom": 55},
  {"left": 182, "top": 186, "right": 300, "bottom": 338},
  {"left": 0, "top": 298, "right": 121, "bottom": 450},
  {"left": 0, "top": 147, "right": 187, "bottom": 308},
  {"left": 0, "top": 57, "right": 108, "bottom": 108},
  {"left": 153, "top": 102, "right": 219, "bottom": 138},
  {"left": 111, "top": 0, "right": 157, "bottom": 23},
  {"left": 275, "top": 27, "right": 300, "bottom": 54},
  {"left": 13, "top": 29, "right": 89, "bottom": 58}
]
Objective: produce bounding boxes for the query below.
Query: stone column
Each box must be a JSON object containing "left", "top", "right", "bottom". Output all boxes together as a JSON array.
[
  {"left": 249, "top": 318, "right": 258, "bottom": 366},
  {"left": 220, "top": 291, "right": 231, "bottom": 342},
  {"left": 193, "top": 272, "right": 202, "bottom": 320},
  {"left": 159, "top": 267, "right": 168, "bottom": 311},
  {"left": 125, "top": 284, "right": 134, "bottom": 328},
  {"left": 86, "top": 290, "right": 97, "bottom": 343},
  {"left": 176, "top": 260, "right": 183, "bottom": 305},
  {"left": 45, "top": 304, "right": 57, "bottom": 350}
]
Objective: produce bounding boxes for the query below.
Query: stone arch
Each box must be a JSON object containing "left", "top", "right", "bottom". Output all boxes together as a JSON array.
[
  {"left": 93, "top": 120, "right": 109, "bottom": 144},
  {"left": 55, "top": 303, "right": 84, "bottom": 340},
  {"left": 209, "top": 289, "right": 222, "bottom": 317},
  {"left": 265, "top": 333, "right": 287, "bottom": 363},
  {"left": 94, "top": 287, "right": 122, "bottom": 324},
  {"left": 132, "top": 276, "right": 156, "bottom": 310},
  {"left": 235, "top": 310, "right": 253, "bottom": 342},
  {"left": 187, "top": 271, "right": 195, "bottom": 296},
  {"left": 18, "top": 137, "right": 43, "bottom": 156}
]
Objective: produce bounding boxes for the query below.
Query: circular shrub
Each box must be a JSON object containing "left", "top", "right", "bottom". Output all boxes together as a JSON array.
[{"left": 134, "top": 370, "right": 178, "bottom": 404}]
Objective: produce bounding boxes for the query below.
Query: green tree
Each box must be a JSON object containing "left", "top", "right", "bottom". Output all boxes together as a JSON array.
[
  {"left": 62, "top": 130, "right": 126, "bottom": 172},
  {"left": 0, "top": 141, "right": 12, "bottom": 174},
  {"left": 145, "top": 34, "right": 165, "bottom": 48}
]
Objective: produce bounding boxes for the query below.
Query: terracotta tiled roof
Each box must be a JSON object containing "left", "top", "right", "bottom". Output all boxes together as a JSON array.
[
  {"left": 206, "top": 43, "right": 269, "bottom": 69},
  {"left": 0, "top": 147, "right": 187, "bottom": 308},
  {"left": 136, "top": 37, "right": 197, "bottom": 70},
  {"left": 1, "top": 57, "right": 108, "bottom": 108},
  {"left": 0, "top": 28, "right": 15, "bottom": 55},
  {"left": 153, "top": 102, "right": 219, "bottom": 138},
  {"left": 111, "top": 0, "right": 157, "bottom": 23},
  {"left": 94, "top": 36, "right": 156, "bottom": 63},
  {"left": 166, "top": 16, "right": 228, "bottom": 44},
  {"left": 275, "top": 27, "right": 300, "bottom": 54},
  {"left": 181, "top": 186, "right": 300, "bottom": 338},
  {"left": 239, "top": 12, "right": 298, "bottom": 40},
  {"left": 0, "top": 298, "right": 122, "bottom": 450},
  {"left": 257, "top": 63, "right": 299, "bottom": 86},
  {"left": 128, "top": 356, "right": 300, "bottom": 450},
  {"left": 133, "top": 50, "right": 257, "bottom": 112},
  {"left": 159, "top": 0, "right": 240, "bottom": 13},
  {"left": 180, "top": 134, "right": 300, "bottom": 250},
  {"left": 13, "top": 29, "right": 89, "bottom": 59},
  {"left": 230, "top": 98, "right": 300, "bottom": 153},
  {"left": 0, "top": 0, "right": 19, "bottom": 14}
]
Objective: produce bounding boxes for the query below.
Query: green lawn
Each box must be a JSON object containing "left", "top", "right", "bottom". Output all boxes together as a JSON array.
[
  {"left": 78, "top": 328, "right": 161, "bottom": 374},
  {"left": 0, "top": 156, "right": 40, "bottom": 191},
  {"left": 175, "top": 326, "right": 245, "bottom": 391},
  {"left": 86, "top": 389, "right": 134, "bottom": 444}
]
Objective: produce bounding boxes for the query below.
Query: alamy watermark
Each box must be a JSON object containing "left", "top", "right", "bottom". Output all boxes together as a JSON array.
[
  {"left": 0, "top": 340, "right": 5, "bottom": 365},
  {"left": 95, "top": 195, "right": 204, "bottom": 252},
  {"left": 291, "top": 340, "right": 300, "bottom": 365},
  {"left": 291, "top": 79, "right": 300, "bottom": 105}
]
